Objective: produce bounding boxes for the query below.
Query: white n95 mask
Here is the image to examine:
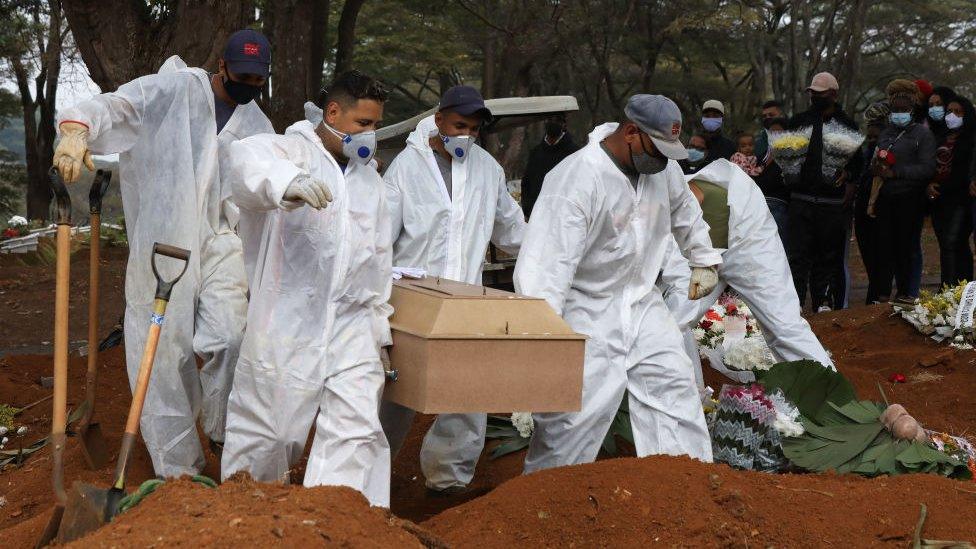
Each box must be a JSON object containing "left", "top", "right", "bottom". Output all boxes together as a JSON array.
[{"left": 440, "top": 133, "right": 473, "bottom": 162}]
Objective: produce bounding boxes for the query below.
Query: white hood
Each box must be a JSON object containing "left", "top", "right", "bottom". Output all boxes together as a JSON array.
[
  {"left": 406, "top": 115, "right": 439, "bottom": 152},
  {"left": 586, "top": 123, "right": 618, "bottom": 145}
]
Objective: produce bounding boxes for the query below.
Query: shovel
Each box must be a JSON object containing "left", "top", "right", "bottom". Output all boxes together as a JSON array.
[
  {"left": 35, "top": 168, "right": 73, "bottom": 548},
  {"left": 77, "top": 170, "right": 112, "bottom": 470},
  {"left": 56, "top": 242, "right": 190, "bottom": 544}
]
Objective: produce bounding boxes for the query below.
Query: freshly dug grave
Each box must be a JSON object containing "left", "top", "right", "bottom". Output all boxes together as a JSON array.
[
  {"left": 425, "top": 454, "right": 976, "bottom": 547},
  {"left": 63, "top": 475, "right": 440, "bottom": 548}
]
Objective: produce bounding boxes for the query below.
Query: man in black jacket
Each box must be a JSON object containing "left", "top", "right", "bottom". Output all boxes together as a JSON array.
[
  {"left": 701, "top": 99, "right": 737, "bottom": 163},
  {"left": 786, "top": 72, "right": 863, "bottom": 312},
  {"left": 520, "top": 115, "right": 580, "bottom": 219}
]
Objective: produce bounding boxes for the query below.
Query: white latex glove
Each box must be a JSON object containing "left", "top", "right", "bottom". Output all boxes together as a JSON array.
[
  {"left": 53, "top": 122, "right": 95, "bottom": 183},
  {"left": 283, "top": 173, "right": 333, "bottom": 209},
  {"left": 688, "top": 266, "right": 719, "bottom": 300}
]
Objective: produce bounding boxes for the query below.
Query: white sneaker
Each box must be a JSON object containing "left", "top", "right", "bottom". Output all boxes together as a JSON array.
[{"left": 817, "top": 305, "right": 832, "bottom": 313}]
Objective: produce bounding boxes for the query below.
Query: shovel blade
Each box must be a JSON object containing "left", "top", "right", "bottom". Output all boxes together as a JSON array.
[
  {"left": 34, "top": 504, "right": 64, "bottom": 548},
  {"left": 78, "top": 422, "right": 109, "bottom": 470},
  {"left": 57, "top": 481, "right": 109, "bottom": 543}
]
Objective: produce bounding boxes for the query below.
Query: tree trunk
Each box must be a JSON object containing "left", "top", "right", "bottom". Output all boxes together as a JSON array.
[
  {"left": 18, "top": 0, "right": 63, "bottom": 221},
  {"left": 62, "top": 0, "right": 248, "bottom": 91},
  {"left": 263, "top": 0, "right": 333, "bottom": 130},
  {"left": 334, "top": 0, "right": 365, "bottom": 76}
]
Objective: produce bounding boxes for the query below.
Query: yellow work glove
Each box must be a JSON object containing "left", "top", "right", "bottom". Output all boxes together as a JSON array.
[
  {"left": 54, "top": 121, "right": 95, "bottom": 183},
  {"left": 688, "top": 266, "right": 719, "bottom": 300}
]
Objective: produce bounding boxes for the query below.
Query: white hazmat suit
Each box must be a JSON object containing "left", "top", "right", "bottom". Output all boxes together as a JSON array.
[
  {"left": 657, "top": 160, "right": 834, "bottom": 379},
  {"left": 57, "top": 56, "right": 273, "bottom": 477},
  {"left": 513, "top": 123, "right": 722, "bottom": 472},
  {"left": 380, "top": 115, "right": 526, "bottom": 491},
  {"left": 220, "top": 120, "right": 393, "bottom": 507}
]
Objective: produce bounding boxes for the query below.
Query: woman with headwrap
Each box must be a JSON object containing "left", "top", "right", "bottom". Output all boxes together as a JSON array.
[
  {"left": 926, "top": 88, "right": 975, "bottom": 286},
  {"left": 872, "top": 80, "right": 937, "bottom": 302}
]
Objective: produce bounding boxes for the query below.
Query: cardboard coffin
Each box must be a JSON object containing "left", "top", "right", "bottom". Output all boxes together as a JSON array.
[{"left": 384, "top": 277, "right": 585, "bottom": 414}]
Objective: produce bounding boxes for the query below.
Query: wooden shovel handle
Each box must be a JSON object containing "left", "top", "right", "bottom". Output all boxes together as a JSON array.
[
  {"left": 81, "top": 214, "right": 100, "bottom": 426},
  {"left": 50, "top": 223, "right": 71, "bottom": 505},
  {"left": 113, "top": 298, "right": 165, "bottom": 486}
]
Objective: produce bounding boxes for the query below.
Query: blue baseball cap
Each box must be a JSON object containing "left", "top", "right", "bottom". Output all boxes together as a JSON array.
[
  {"left": 224, "top": 29, "right": 271, "bottom": 78},
  {"left": 439, "top": 85, "right": 492, "bottom": 120}
]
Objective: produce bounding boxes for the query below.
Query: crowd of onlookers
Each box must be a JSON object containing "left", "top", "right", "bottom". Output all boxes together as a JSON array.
[{"left": 523, "top": 72, "right": 975, "bottom": 312}]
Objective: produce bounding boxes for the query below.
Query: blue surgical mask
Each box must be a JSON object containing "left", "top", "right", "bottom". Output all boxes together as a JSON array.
[
  {"left": 928, "top": 106, "right": 946, "bottom": 121},
  {"left": 946, "top": 112, "right": 964, "bottom": 130},
  {"left": 890, "top": 112, "right": 912, "bottom": 127},
  {"left": 439, "top": 133, "right": 473, "bottom": 162},
  {"left": 686, "top": 148, "right": 705, "bottom": 163},
  {"left": 323, "top": 122, "right": 376, "bottom": 165},
  {"left": 702, "top": 117, "right": 723, "bottom": 132}
]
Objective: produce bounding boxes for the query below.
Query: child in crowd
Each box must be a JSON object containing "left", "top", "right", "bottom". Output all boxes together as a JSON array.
[{"left": 731, "top": 134, "right": 762, "bottom": 176}]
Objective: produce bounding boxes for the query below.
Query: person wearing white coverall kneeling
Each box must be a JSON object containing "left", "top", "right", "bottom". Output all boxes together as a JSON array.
[
  {"left": 657, "top": 159, "right": 834, "bottom": 387},
  {"left": 379, "top": 86, "right": 527, "bottom": 493},
  {"left": 220, "top": 71, "right": 394, "bottom": 507},
  {"left": 52, "top": 30, "right": 274, "bottom": 477},
  {"left": 514, "top": 95, "right": 722, "bottom": 471}
]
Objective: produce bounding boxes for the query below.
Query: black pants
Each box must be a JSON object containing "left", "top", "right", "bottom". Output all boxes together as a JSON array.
[
  {"left": 931, "top": 196, "right": 973, "bottom": 287},
  {"left": 875, "top": 190, "right": 925, "bottom": 299},
  {"left": 787, "top": 198, "right": 848, "bottom": 311},
  {"left": 855, "top": 201, "right": 882, "bottom": 303}
]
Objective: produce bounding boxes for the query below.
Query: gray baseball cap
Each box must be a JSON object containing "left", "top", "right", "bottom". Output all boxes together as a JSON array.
[{"left": 624, "top": 94, "right": 687, "bottom": 160}]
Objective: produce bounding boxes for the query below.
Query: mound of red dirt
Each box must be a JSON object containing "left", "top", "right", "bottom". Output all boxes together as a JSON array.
[
  {"left": 424, "top": 455, "right": 976, "bottom": 548},
  {"left": 61, "top": 475, "right": 440, "bottom": 548}
]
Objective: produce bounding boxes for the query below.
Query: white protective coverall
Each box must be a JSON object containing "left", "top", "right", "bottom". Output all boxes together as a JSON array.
[
  {"left": 513, "top": 123, "right": 722, "bottom": 472},
  {"left": 57, "top": 56, "right": 273, "bottom": 477},
  {"left": 380, "top": 115, "right": 526, "bottom": 490},
  {"left": 657, "top": 160, "right": 834, "bottom": 380},
  {"left": 220, "top": 120, "right": 393, "bottom": 507}
]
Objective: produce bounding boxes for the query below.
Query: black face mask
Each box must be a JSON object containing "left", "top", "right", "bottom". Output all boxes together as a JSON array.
[
  {"left": 810, "top": 95, "right": 833, "bottom": 111},
  {"left": 544, "top": 122, "right": 564, "bottom": 139},
  {"left": 224, "top": 75, "right": 262, "bottom": 105}
]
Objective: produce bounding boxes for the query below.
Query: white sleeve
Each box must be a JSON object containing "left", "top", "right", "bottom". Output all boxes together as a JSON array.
[
  {"left": 372, "top": 182, "right": 394, "bottom": 348},
  {"left": 229, "top": 135, "right": 305, "bottom": 212},
  {"left": 665, "top": 162, "right": 723, "bottom": 268},
  {"left": 384, "top": 163, "right": 405, "bottom": 247},
  {"left": 58, "top": 72, "right": 183, "bottom": 155},
  {"left": 490, "top": 169, "right": 527, "bottom": 254},
  {"left": 513, "top": 193, "right": 588, "bottom": 316}
]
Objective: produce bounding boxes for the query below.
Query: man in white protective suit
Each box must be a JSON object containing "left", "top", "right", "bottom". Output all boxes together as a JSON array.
[
  {"left": 219, "top": 71, "right": 393, "bottom": 507},
  {"left": 657, "top": 159, "right": 834, "bottom": 389},
  {"left": 513, "top": 94, "right": 722, "bottom": 471},
  {"left": 379, "top": 85, "right": 527, "bottom": 494},
  {"left": 52, "top": 30, "right": 274, "bottom": 477}
]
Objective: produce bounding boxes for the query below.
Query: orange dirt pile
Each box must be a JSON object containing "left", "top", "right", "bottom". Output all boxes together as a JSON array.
[
  {"left": 424, "top": 455, "right": 976, "bottom": 548},
  {"left": 64, "top": 475, "right": 441, "bottom": 548}
]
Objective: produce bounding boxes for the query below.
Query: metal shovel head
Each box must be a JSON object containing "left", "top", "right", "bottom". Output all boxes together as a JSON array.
[
  {"left": 57, "top": 480, "right": 109, "bottom": 543},
  {"left": 78, "top": 422, "right": 108, "bottom": 470},
  {"left": 34, "top": 504, "right": 64, "bottom": 548}
]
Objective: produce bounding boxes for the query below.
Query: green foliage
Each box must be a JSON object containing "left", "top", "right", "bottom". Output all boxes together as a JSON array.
[
  {"left": 782, "top": 400, "right": 971, "bottom": 479},
  {"left": 601, "top": 396, "right": 634, "bottom": 457},
  {"left": 760, "top": 361, "right": 971, "bottom": 479},
  {"left": 485, "top": 414, "right": 530, "bottom": 459},
  {"left": 756, "top": 360, "right": 857, "bottom": 424}
]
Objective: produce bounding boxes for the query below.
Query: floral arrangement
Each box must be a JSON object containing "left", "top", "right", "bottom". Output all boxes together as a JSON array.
[
  {"left": 2, "top": 215, "right": 29, "bottom": 240},
  {"left": 895, "top": 281, "right": 974, "bottom": 349},
  {"left": 821, "top": 121, "right": 865, "bottom": 181},
  {"left": 928, "top": 430, "right": 976, "bottom": 479},
  {"left": 692, "top": 291, "right": 760, "bottom": 349},
  {"left": 769, "top": 127, "right": 812, "bottom": 176},
  {"left": 710, "top": 383, "right": 799, "bottom": 472},
  {"left": 724, "top": 337, "right": 775, "bottom": 372}
]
